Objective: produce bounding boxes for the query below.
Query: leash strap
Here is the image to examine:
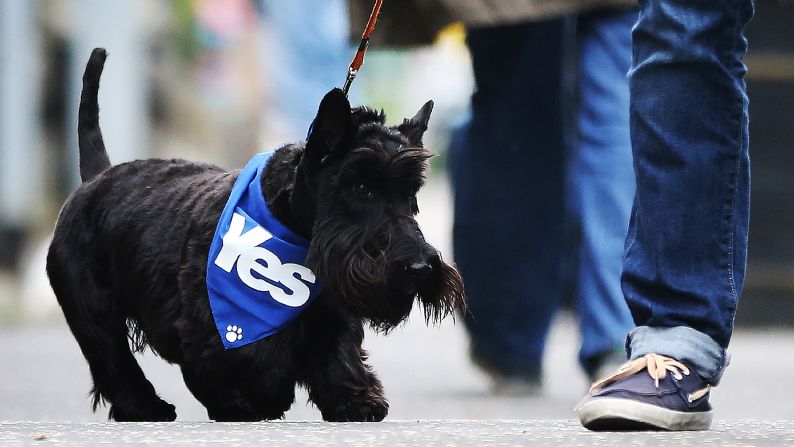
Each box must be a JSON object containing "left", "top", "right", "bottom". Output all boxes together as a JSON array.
[
  {"left": 342, "top": 0, "right": 383, "bottom": 96},
  {"left": 307, "top": 0, "right": 383, "bottom": 140}
]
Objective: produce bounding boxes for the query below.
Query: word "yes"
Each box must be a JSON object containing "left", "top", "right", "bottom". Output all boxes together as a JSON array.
[{"left": 214, "top": 213, "right": 316, "bottom": 307}]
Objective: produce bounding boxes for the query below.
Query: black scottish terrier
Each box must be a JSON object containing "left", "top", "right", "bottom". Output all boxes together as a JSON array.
[{"left": 46, "top": 49, "right": 465, "bottom": 422}]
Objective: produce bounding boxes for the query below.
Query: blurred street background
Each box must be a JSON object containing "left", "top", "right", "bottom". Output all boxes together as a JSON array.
[{"left": 0, "top": 0, "right": 793, "bottom": 438}]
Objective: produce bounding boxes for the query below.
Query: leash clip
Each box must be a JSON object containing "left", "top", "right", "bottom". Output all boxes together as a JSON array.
[
  {"left": 341, "top": 0, "right": 383, "bottom": 97},
  {"left": 342, "top": 68, "right": 359, "bottom": 96}
]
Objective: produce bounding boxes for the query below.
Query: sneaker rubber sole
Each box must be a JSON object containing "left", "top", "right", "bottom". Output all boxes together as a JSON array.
[{"left": 577, "top": 397, "right": 713, "bottom": 431}]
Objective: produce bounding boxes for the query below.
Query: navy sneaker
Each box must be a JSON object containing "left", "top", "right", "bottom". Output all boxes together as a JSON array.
[{"left": 576, "top": 353, "right": 713, "bottom": 431}]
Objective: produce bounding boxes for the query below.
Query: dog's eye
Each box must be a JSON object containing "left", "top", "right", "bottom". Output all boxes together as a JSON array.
[{"left": 354, "top": 183, "right": 374, "bottom": 200}]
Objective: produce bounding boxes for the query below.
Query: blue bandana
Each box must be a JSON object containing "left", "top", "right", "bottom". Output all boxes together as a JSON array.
[{"left": 206, "top": 151, "right": 323, "bottom": 349}]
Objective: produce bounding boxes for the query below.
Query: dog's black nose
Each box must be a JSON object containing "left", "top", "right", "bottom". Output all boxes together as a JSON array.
[{"left": 406, "top": 261, "right": 433, "bottom": 280}]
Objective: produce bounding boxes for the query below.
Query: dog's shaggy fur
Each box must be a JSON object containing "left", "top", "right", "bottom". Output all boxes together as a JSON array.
[{"left": 46, "top": 48, "right": 465, "bottom": 422}]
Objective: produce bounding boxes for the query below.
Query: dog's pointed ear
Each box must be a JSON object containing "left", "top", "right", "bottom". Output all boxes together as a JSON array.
[
  {"left": 397, "top": 100, "right": 434, "bottom": 147},
  {"left": 305, "top": 88, "right": 353, "bottom": 163}
]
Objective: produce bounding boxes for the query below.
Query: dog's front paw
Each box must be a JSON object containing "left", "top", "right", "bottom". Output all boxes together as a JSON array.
[{"left": 322, "top": 396, "right": 388, "bottom": 422}]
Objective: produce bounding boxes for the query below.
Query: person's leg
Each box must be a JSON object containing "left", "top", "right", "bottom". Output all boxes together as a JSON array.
[
  {"left": 623, "top": 0, "right": 753, "bottom": 385},
  {"left": 569, "top": 9, "right": 637, "bottom": 379},
  {"left": 577, "top": 0, "right": 754, "bottom": 431},
  {"left": 259, "top": 0, "right": 350, "bottom": 139},
  {"left": 451, "top": 20, "right": 567, "bottom": 384}
]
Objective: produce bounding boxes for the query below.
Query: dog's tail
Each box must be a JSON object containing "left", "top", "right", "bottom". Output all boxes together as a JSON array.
[{"left": 78, "top": 48, "right": 111, "bottom": 183}]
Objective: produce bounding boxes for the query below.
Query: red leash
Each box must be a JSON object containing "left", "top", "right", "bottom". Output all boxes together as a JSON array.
[{"left": 342, "top": 0, "right": 383, "bottom": 96}]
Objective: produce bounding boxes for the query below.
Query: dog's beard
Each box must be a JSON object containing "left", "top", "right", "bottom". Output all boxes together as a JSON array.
[
  {"left": 307, "top": 218, "right": 464, "bottom": 330},
  {"left": 416, "top": 255, "right": 466, "bottom": 325}
]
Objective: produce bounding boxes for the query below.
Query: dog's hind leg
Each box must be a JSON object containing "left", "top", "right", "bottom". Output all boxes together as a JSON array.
[
  {"left": 97, "top": 325, "right": 177, "bottom": 422},
  {"left": 181, "top": 364, "right": 295, "bottom": 421},
  {"left": 47, "top": 251, "right": 176, "bottom": 421},
  {"left": 180, "top": 367, "right": 259, "bottom": 421}
]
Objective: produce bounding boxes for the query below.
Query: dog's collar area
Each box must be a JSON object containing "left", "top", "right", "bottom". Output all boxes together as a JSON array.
[{"left": 207, "top": 151, "right": 324, "bottom": 349}]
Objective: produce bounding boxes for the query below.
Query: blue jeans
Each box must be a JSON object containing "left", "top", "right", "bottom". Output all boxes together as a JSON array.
[
  {"left": 451, "top": 10, "right": 637, "bottom": 377},
  {"left": 623, "top": 0, "right": 754, "bottom": 385}
]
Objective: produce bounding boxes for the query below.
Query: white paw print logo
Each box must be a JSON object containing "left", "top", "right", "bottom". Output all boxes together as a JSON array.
[{"left": 225, "top": 325, "right": 243, "bottom": 343}]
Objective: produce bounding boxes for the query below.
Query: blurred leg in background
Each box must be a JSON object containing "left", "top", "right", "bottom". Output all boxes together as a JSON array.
[
  {"left": 569, "top": 9, "right": 637, "bottom": 381},
  {"left": 257, "top": 0, "right": 351, "bottom": 144},
  {"left": 451, "top": 20, "right": 568, "bottom": 388},
  {"left": 0, "top": 0, "right": 43, "bottom": 271},
  {"left": 451, "top": 9, "right": 637, "bottom": 390}
]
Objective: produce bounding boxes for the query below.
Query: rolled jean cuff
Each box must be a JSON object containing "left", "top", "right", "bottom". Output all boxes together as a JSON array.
[{"left": 626, "top": 326, "right": 728, "bottom": 385}]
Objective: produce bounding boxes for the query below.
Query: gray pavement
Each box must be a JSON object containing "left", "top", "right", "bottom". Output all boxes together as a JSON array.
[
  {"left": 2, "top": 317, "right": 794, "bottom": 446},
  {"left": 1, "top": 177, "right": 793, "bottom": 444},
  {"left": 4, "top": 420, "right": 794, "bottom": 446}
]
